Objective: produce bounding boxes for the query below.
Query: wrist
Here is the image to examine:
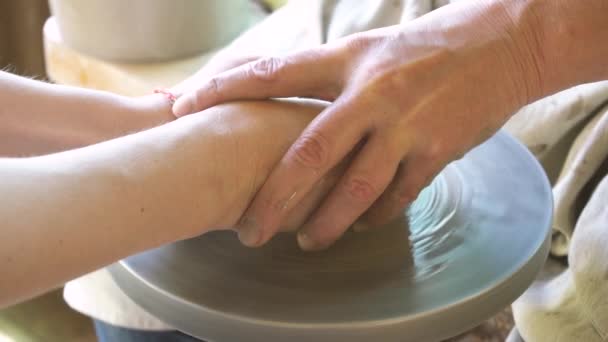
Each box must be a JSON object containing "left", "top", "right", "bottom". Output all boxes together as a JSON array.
[
  {"left": 471, "top": 0, "right": 547, "bottom": 106},
  {"left": 412, "top": 0, "right": 548, "bottom": 109},
  {"left": 105, "top": 113, "right": 231, "bottom": 239},
  {"left": 502, "top": 0, "right": 608, "bottom": 99},
  {"left": 50, "top": 115, "right": 222, "bottom": 245},
  {"left": 127, "top": 94, "right": 176, "bottom": 130}
]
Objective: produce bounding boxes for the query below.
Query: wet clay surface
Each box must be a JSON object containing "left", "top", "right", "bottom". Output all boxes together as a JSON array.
[{"left": 111, "top": 133, "right": 549, "bottom": 341}]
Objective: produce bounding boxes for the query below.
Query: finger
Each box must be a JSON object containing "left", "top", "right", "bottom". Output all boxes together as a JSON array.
[
  {"left": 361, "top": 155, "right": 445, "bottom": 228},
  {"left": 280, "top": 159, "right": 348, "bottom": 232},
  {"left": 236, "top": 98, "right": 371, "bottom": 247},
  {"left": 203, "top": 55, "right": 263, "bottom": 76},
  {"left": 279, "top": 179, "right": 331, "bottom": 233},
  {"left": 173, "top": 49, "right": 345, "bottom": 116},
  {"left": 296, "top": 134, "right": 403, "bottom": 251},
  {"left": 171, "top": 56, "right": 262, "bottom": 96}
]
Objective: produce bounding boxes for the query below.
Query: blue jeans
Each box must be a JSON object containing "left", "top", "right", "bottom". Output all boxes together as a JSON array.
[{"left": 94, "top": 320, "right": 204, "bottom": 342}]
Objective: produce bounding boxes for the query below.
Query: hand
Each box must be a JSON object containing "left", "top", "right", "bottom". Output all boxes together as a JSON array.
[
  {"left": 173, "top": 1, "right": 545, "bottom": 250},
  {"left": 170, "top": 55, "right": 262, "bottom": 96},
  {"left": 120, "top": 54, "right": 263, "bottom": 134},
  {"left": 174, "top": 100, "right": 346, "bottom": 237}
]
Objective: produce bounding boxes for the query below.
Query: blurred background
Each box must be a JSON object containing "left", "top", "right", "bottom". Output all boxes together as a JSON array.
[{"left": 0, "top": 0, "right": 50, "bottom": 77}]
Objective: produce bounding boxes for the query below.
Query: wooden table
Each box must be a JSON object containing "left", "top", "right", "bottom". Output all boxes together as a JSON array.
[{"left": 44, "top": 17, "right": 214, "bottom": 95}]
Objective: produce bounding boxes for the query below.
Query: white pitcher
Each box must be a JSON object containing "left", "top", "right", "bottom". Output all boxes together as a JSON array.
[{"left": 49, "top": 0, "right": 260, "bottom": 62}]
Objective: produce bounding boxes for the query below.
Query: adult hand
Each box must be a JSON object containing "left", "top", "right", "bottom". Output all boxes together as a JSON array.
[
  {"left": 174, "top": 100, "right": 347, "bottom": 238},
  {"left": 170, "top": 54, "right": 262, "bottom": 96},
  {"left": 173, "top": 0, "right": 545, "bottom": 250}
]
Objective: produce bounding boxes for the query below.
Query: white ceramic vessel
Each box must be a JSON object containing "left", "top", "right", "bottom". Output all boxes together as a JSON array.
[{"left": 49, "top": 0, "right": 258, "bottom": 62}]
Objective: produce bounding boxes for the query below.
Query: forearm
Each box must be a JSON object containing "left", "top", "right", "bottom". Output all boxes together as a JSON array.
[
  {"left": 0, "top": 71, "right": 172, "bottom": 156},
  {"left": 0, "top": 99, "right": 325, "bottom": 308},
  {"left": 0, "top": 114, "right": 223, "bottom": 308}
]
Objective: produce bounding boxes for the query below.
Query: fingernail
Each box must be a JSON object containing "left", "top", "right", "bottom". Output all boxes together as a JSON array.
[
  {"left": 172, "top": 96, "right": 192, "bottom": 117},
  {"left": 297, "top": 232, "right": 316, "bottom": 251},
  {"left": 238, "top": 217, "right": 262, "bottom": 247}
]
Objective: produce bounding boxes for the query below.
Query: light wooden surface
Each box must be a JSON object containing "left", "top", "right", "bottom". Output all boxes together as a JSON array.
[
  {"left": 0, "top": 290, "right": 96, "bottom": 342},
  {"left": 44, "top": 17, "right": 214, "bottom": 96}
]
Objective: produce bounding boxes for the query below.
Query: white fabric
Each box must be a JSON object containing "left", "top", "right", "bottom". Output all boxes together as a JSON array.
[
  {"left": 65, "top": 1, "right": 608, "bottom": 340},
  {"left": 64, "top": 268, "right": 173, "bottom": 330},
  {"left": 505, "top": 86, "right": 608, "bottom": 341}
]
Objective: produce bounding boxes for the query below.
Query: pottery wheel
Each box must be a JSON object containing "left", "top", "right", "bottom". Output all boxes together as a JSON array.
[{"left": 110, "top": 131, "right": 552, "bottom": 342}]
